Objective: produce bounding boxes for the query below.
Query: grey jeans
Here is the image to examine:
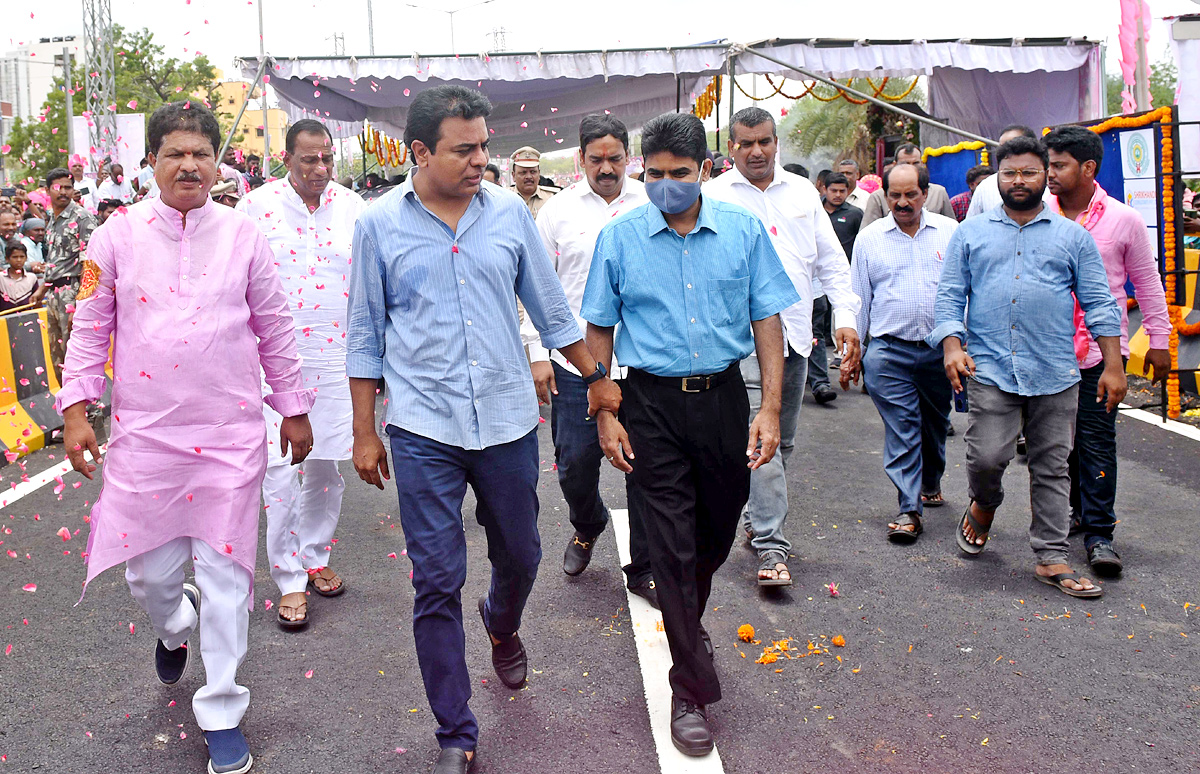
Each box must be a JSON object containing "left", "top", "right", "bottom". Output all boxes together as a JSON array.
[
  {"left": 964, "top": 378, "right": 1079, "bottom": 566},
  {"left": 739, "top": 351, "right": 807, "bottom": 557}
]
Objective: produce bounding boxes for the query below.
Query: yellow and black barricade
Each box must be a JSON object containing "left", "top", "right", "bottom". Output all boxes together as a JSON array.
[{"left": 0, "top": 308, "right": 63, "bottom": 463}]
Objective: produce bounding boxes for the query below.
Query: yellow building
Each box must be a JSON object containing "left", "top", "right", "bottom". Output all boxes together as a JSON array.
[{"left": 212, "top": 71, "right": 288, "bottom": 163}]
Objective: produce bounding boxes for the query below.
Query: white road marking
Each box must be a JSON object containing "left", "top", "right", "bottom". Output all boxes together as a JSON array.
[
  {"left": 610, "top": 508, "right": 726, "bottom": 774},
  {"left": 1118, "top": 404, "right": 1200, "bottom": 443},
  {"left": 0, "top": 446, "right": 105, "bottom": 508}
]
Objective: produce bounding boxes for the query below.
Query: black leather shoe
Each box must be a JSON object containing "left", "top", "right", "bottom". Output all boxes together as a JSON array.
[
  {"left": 813, "top": 384, "right": 838, "bottom": 405},
  {"left": 627, "top": 576, "right": 660, "bottom": 610},
  {"left": 155, "top": 583, "right": 199, "bottom": 685},
  {"left": 432, "top": 747, "right": 475, "bottom": 773},
  {"left": 670, "top": 695, "right": 714, "bottom": 756},
  {"left": 478, "top": 597, "right": 527, "bottom": 689},
  {"left": 699, "top": 625, "right": 713, "bottom": 660},
  {"left": 1088, "top": 542, "right": 1124, "bottom": 577},
  {"left": 563, "top": 531, "right": 597, "bottom": 576}
]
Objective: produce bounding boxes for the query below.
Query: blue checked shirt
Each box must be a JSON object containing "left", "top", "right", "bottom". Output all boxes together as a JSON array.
[
  {"left": 580, "top": 198, "right": 799, "bottom": 377},
  {"left": 851, "top": 211, "right": 958, "bottom": 342},
  {"left": 347, "top": 177, "right": 582, "bottom": 450},
  {"left": 927, "top": 205, "right": 1122, "bottom": 397}
]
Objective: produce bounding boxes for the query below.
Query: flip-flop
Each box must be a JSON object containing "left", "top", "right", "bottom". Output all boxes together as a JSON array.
[
  {"left": 757, "top": 551, "right": 792, "bottom": 587},
  {"left": 921, "top": 491, "right": 945, "bottom": 508},
  {"left": 887, "top": 512, "right": 923, "bottom": 544},
  {"left": 956, "top": 506, "right": 991, "bottom": 556},
  {"left": 1036, "top": 571, "right": 1103, "bottom": 599},
  {"left": 277, "top": 600, "right": 309, "bottom": 631},
  {"left": 307, "top": 571, "right": 346, "bottom": 598}
]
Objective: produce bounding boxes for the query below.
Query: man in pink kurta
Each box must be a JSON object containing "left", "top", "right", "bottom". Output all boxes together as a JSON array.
[
  {"left": 56, "top": 102, "right": 313, "bottom": 774},
  {"left": 1045, "top": 126, "right": 1171, "bottom": 577}
]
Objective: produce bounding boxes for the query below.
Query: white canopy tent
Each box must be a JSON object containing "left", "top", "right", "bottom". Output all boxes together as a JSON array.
[{"left": 237, "top": 37, "right": 1102, "bottom": 157}]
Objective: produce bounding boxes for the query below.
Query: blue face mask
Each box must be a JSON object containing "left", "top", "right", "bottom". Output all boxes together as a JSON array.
[{"left": 646, "top": 177, "right": 702, "bottom": 214}]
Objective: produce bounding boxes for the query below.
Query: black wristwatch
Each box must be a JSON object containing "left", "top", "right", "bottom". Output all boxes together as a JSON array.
[{"left": 582, "top": 361, "right": 608, "bottom": 386}]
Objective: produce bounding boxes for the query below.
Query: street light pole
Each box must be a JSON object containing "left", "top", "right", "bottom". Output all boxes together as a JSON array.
[
  {"left": 405, "top": 0, "right": 496, "bottom": 55},
  {"left": 368, "top": 0, "right": 376, "bottom": 55},
  {"left": 258, "top": 0, "right": 271, "bottom": 171}
]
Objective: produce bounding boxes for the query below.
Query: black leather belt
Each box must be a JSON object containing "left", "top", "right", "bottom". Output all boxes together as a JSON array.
[
  {"left": 878, "top": 334, "right": 930, "bottom": 349},
  {"left": 628, "top": 363, "right": 739, "bottom": 393}
]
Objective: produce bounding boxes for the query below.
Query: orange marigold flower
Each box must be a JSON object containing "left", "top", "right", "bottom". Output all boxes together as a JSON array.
[
  {"left": 832, "top": 635, "right": 846, "bottom": 647},
  {"left": 738, "top": 624, "right": 756, "bottom": 642}
]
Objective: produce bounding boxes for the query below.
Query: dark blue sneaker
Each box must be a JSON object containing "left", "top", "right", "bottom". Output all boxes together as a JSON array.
[
  {"left": 155, "top": 583, "right": 200, "bottom": 685},
  {"left": 205, "top": 727, "right": 253, "bottom": 774}
]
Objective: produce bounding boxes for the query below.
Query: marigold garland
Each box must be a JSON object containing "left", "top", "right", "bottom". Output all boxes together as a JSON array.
[
  {"left": 692, "top": 77, "right": 722, "bottom": 120},
  {"left": 921, "top": 140, "right": 987, "bottom": 165},
  {"left": 358, "top": 122, "right": 407, "bottom": 169}
]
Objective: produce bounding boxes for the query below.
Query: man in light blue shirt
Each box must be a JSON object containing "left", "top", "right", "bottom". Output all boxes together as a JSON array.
[
  {"left": 928, "top": 136, "right": 1125, "bottom": 600},
  {"left": 581, "top": 112, "right": 798, "bottom": 757},
  {"left": 843, "top": 164, "right": 958, "bottom": 543},
  {"left": 346, "top": 85, "right": 620, "bottom": 774}
]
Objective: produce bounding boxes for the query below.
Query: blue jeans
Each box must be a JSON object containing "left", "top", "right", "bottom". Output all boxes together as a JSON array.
[
  {"left": 387, "top": 426, "right": 542, "bottom": 752},
  {"left": 739, "top": 351, "right": 807, "bottom": 556},
  {"left": 1068, "top": 362, "right": 1119, "bottom": 548},
  {"left": 806, "top": 295, "right": 832, "bottom": 391},
  {"left": 862, "top": 337, "right": 952, "bottom": 514},
  {"left": 549, "top": 363, "right": 651, "bottom": 581}
]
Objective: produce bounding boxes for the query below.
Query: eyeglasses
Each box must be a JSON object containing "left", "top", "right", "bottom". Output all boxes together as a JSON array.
[{"left": 998, "top": 168, "right": 1045, "bottom": 182}]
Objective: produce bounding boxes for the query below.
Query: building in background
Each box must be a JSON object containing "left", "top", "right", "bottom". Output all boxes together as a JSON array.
[
  {"left": 212, "top": 70, "right": 287, "bottom": 165},
  {"left": 1, "top": 36, "right": 80, "bottom": 122}
]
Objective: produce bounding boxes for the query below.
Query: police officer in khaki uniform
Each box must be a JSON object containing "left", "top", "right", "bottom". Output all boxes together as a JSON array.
[{"left": 509, "top": 146, "right": 556, "bottom": 218}]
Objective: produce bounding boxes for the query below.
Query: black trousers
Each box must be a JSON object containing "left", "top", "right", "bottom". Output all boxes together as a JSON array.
[{"left": 623, "top": 367, "right": 751, "bottom": 705}]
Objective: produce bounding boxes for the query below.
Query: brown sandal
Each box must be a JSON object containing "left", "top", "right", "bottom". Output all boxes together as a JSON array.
[{"left": 277, "top": 598, "right": 309, "bottom": 631}]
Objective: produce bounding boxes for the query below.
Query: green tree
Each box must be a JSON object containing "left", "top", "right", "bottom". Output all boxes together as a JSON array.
[
  {"left": 4, "top": 26, "right": 227, "bottom": 184},
  {"left": 779, "top": 77, "right": 923, "bottom": 172},
  {"left": 1105, "top": 58, "right": 1178, "bottom": 116}
]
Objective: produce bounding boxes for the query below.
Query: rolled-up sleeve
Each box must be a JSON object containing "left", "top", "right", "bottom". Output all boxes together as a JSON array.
[
  {"left": 580, "top": 226, "right": 622, "bottom": 327},
  {"left": 747, "top": 220, "right": 801, "bottom": 321},
  {"left": 346, "top": 220, "right": 387, "bottom": 380},
  {"left": 514, "top": 205, "right": 581, "bottom": 350},
  {"left": 927, "top": 228, "right": 970, "bottom": 346},
  {"left": 1073, "top": 231, "right": 1123, "bottom": 339}
]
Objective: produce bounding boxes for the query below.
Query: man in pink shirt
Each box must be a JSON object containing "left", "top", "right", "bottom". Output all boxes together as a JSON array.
[
  {"left": 1044, "top": 126, "right": 1171, "bottom": 577},
  {"left": 57, "top": 101, "right": 315, "bottom": 774}
]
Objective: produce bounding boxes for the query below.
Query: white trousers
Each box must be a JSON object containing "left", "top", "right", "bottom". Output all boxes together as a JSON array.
[
  {"left": 125, "top": 537, "right": 251, "bottom": 731},
  {"left": 262, "top": 459, "right": 346, "bottom": 596}
]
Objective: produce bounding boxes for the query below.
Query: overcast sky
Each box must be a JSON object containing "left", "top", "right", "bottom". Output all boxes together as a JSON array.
[{"left": 6, "top": 0, "right": 1199, "bottom": 78}]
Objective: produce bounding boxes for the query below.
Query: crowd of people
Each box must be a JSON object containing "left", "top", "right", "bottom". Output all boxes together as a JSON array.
[{"left": 27, "top": 85, "right": 1172, "bottom": 774}]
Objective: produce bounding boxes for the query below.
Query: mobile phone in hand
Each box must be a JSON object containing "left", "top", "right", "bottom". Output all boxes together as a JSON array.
[{"left": 954, "top": 382, "right": 969, "bottom": 413}]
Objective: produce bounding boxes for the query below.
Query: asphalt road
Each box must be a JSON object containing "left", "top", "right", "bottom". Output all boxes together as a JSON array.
[{"left": 1, "top": 381, "right": 1197, "bottom": 773}]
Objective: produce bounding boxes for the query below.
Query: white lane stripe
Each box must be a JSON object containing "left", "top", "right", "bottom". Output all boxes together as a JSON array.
[
  {"left": 610, "top": 508, "right": 726, "bottom": 774},
  {"left": 1118, "top": 404, "right": 1200, "bottom": 443},
  {"left": 0, "top": 446, "right": 105, "bottom": 508}
]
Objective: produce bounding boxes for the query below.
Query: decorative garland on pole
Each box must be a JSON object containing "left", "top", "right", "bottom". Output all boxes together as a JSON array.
[
  {"left": 358, "top": 121, "right": 408, "bottom": 169},
  {"left": 921, "top": 140, "right": 990, "bottom": 168},
  {"left": 725, "top": 75, "right": 920, "bottom": 105}
]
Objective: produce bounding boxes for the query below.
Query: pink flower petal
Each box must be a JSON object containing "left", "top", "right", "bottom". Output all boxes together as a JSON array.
[{"left": 21, "top": 583, "right": 36, "bottom": 592}]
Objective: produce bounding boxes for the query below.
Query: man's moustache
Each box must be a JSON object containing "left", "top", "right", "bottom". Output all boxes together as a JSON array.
[{"left": 176, "top": 174, "right": 202, "bottom": 183}]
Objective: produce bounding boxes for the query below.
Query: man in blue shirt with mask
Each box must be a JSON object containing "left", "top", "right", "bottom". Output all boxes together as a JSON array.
[{"left": 581, "top": 112, "right": 799, "bottom": 757}]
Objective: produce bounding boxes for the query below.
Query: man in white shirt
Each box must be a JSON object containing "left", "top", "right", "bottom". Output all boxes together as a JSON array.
[
  {"left": 68, "top": 155, "right": 99, "bottom": 211},
  {"left": 520, "top": 114, "right": 659, "bottom": 607},
  {"left": 704, "top": 107, "right": 862, "bottom": 588},
  {"left": 96, "top": 162, "right": 135, "bottom": 203},
  {"left": 861, "top": 144, "right": 956, "bottom": 227},
  {"left": 238, "top": 118, "right": 366, "bottom": 630},
  {"left": 965, "top": 125, "right": 1048, "bottom": 218},
  {"left": 838, "top": 159, "right": 870, "bottom": 211}
]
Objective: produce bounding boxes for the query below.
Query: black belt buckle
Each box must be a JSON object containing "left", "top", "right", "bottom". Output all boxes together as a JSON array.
[{"left": 681, "top": 375, "right": 710, "bottom": 393}]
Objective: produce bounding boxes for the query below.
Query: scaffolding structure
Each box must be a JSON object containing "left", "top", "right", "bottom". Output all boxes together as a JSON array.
[{"left": 82, "top": 0, "right": 117, "bottom": 164}]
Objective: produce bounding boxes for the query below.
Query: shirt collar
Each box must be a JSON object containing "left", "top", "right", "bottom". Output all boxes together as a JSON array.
[
  {"left": 646, "top": 194, "right": 719, "bottom": 237},
  {"left": 722, "top": 162, "right": 787, "bottom": 191},
  {"left": 150, "top": 193, "right": 213, "bottom": 231},
  {"left": 580, "top": 175, "right": 632, "bottom": 204},
  {"left": 883, "top": 209, "right": 940, "bottom": 234},
  {"left": 986, "top": 201, "right": 1054, "bottom": 227}
]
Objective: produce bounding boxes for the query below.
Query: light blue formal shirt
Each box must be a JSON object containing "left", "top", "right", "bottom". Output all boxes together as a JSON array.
[
  {"left": 851, "top": 210, "right": 958, "bottom": 342},
  {"left": 927, "top": 205, "right": 1122, "bottom": 396},
  {"left": 580, "top": 197, "right": 799, "bottom": 378},
  {"left": 347, "top": 176, "right": 582, "bottom": 450}
]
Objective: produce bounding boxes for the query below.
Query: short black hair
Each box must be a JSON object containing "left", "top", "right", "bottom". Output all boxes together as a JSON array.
[
  {"left": 825, "top": 172, "right": 849, "bottom": 188},
  {"left": 965, "top": 165, "right": 995, "bottom": 186},
  {"left": 45, "top": 168, "right": 72, "bottom": 189},
  {"left": 1042, "top": 125, "right": 1104, "bottom": 168},
  {"left": 5, "top": 239, "right": 27, "bottom": 260},
  {"left": 147, "top": 101, "right": 222, "bottom": 156},
  {"left": 579, "top": 114, "right": 630, "bottom": 154},
  {"left": 404, "top": 85, "right": 492, "bottom": 153},
  {"left": 286, "top": 119, "right": 333, "bottom": 154},
  {"left": 995, "top": 136, "right": 1049, "bottom": 169},
  {"left": 883, "top": 163, "right": 929, "bottom": 193},
  {"left": 816, "top": 169, "right": 832, "bottom": 186},
  {"left": 999, "top": 124, "right": 1037, "bottom": 140},
  {"left": 97, "top": 198, "right": 123, "bottom": 213},
  {"left": 641, "top": 112, "right": 708, "bottom": 167},
  {"left": 484, "top": 163, "right": 501, "bottom": 180},
  {"left": 783, "top": 163, "right": 808, "bottom": 178},
  {"left": 729, "top": 107, "right": 775, "bottom": 144},
  {"left": 247, "top": 153, "right": 261, "bottom": 162},
  {"left": 894, "top": 142, "right": 921, "bottom": 159},
  {"left": 837, "top": 158, "right": 859, "bottom": 171}
]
